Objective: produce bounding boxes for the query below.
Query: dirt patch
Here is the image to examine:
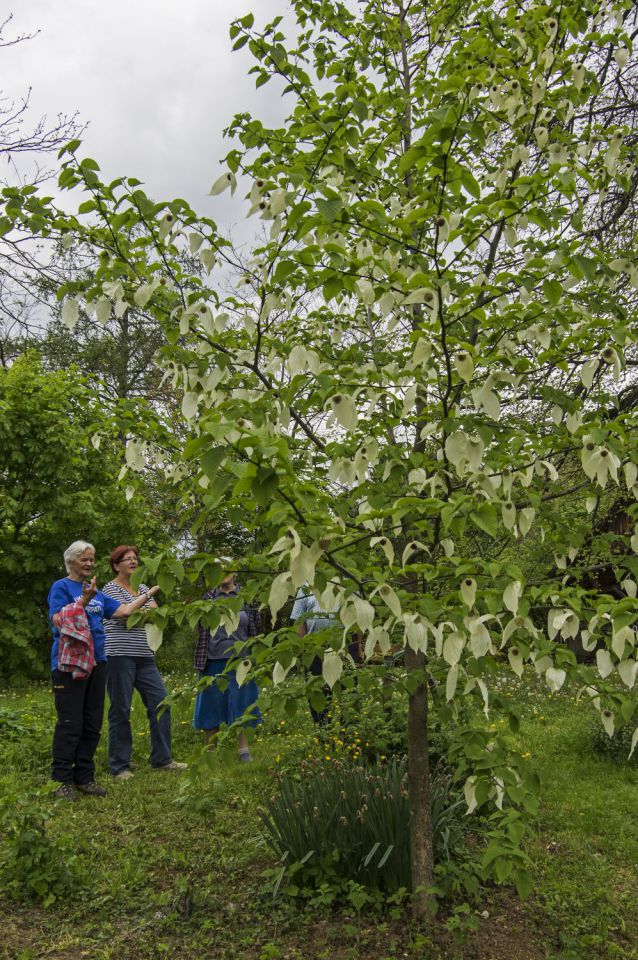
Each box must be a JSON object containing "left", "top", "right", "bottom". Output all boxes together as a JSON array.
[
  {"left": 0, "top": 890, "right": 555, "bottom": 960},
  {"left": 445, "top": 890, "right": 550, "bottom": 960}
]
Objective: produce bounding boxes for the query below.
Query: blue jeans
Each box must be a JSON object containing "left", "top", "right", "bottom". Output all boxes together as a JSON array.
[{"left": 107, "top": 656, "right": 172, "bottom": 773}]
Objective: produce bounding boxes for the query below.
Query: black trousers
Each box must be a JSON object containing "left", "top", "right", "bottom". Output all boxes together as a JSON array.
[{"left": 51, "top": 662, "right": 106, "bottom": 784}]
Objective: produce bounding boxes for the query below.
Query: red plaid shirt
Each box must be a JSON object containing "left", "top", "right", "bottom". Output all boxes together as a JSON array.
[{"left": 57, "top": 600, "right": 95, "bottom": 679}]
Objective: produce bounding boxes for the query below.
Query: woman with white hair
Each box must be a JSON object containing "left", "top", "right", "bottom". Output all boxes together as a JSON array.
[{"left": 48, "top": 540, "right": 159, "bottom": 801}]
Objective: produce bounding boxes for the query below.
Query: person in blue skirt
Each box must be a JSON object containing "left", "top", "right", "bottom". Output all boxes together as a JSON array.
[{"left": 193, "top": 571, "right": 261, "bottom": 761}]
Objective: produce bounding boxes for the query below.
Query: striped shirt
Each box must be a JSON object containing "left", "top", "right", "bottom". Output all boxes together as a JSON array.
[{"left": 103, "top": 581, "right": 154, "bottom": 657}]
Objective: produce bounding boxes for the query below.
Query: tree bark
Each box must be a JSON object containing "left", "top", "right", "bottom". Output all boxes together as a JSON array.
[{"left": 405, "top": 643, "right": 435, "bottom": 921}]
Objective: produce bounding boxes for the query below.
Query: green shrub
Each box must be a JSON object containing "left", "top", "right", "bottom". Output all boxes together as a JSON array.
[
  {"left": 259, "top": 757, "right": 465, "bottom": 896},
  {"left": 0, "top": 788, "right": 87, "bottom": 905},
  {"left": 318, "top": 670, "right": 465, "bottom": 767},
  {"left": 0, "top": 703, "right": 51, "bottom": 772},
  {"left": 589, "top": 718, "right": 638, "bottom": 765}
]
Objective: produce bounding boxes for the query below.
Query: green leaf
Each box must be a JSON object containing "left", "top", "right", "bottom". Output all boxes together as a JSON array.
[
  {"left": 273, "top": 260, "right": 298, "bottom": 285},
  {"left": 458, "top": 166, "right": 481, "bottom": 199},
  {"left": 253, "top": 467, "right": 279, "bottom": 506},
  {"left": 157, "top": 566, "right": 176, "bottom": 597},
  {"left": 322, "top": 274, "right": 343, "bottom": 301},
  {"left": 543, "top": 279, "right": 562, "bottom": 306},
  {"left": 201, "top": 446, "right": 226, "bottom": 477},
  {"left": 59, "top": 139, "right": 82, "bottom": 157},
  {"left": 514, "top": 869, "right": 533, "bottom": 900},
  {"left": 469, "top": 503, "right": 498, "bottom": 538},
  {"left": 571, "top": 253, "right": 597, "bottom": 281},
  {"left": 316, "top": 197, "right": 343, "bottom": 223}
]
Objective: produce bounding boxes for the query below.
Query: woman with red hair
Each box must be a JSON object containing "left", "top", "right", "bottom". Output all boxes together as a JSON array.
[{"left": 103, "top": 545, "right": 186, "bottom": 779}]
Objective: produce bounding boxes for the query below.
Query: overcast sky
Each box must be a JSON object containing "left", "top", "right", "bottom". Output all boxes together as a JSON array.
[{"left": 3, "top": 0, "right": 291, "bottom": 235}]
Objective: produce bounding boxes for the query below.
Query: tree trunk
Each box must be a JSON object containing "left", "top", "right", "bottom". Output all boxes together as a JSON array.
[{"left": 405, "top": 643, "right": 435, "bottom": 921}]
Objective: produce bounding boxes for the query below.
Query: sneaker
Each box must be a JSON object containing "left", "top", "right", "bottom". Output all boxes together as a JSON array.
[
  {"left": 238, "top": 750, "right": 252, "bottom": 763},
  {"left": 53, "top": 782, "right": 77, "bottom": 802},
  {"left": 157, "top": 760, "right": 188, "bottom": 771},
  {"left": 113, "top": 770, "right": 134, "bottom": 781},
  {"left": 75, "top": 781, "right": 107, "bottom": 797}
]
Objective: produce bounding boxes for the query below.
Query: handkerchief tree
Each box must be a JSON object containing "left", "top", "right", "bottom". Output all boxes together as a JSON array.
[{"left": 6, "top": 0, "right": 638, "bottom": 917}]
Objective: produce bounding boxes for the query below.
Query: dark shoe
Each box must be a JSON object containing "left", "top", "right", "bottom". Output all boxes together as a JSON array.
[
  {"left": 75, "top": 781, "right": 107, "bottom": 797},
  {"left": 53, "top": 782, "right": 77, "bottom": 802}
]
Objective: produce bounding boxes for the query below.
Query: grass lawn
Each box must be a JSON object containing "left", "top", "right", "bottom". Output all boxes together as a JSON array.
[{"left": 1, "top": 664, "right": 637, "bottom": 960}]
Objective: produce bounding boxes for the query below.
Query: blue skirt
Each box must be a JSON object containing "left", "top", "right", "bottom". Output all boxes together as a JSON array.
[{"left": 193, "top": 659, "right": 261, "bottom": 730}]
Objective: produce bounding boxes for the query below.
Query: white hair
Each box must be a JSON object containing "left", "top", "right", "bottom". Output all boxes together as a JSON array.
[{"left": 63, "top": 540, "right": 95, "bottom": 573}]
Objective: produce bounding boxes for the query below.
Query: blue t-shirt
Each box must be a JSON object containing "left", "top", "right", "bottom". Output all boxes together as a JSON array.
[{"left": 48, "top": 578, "right": 120, "bottom": 671}]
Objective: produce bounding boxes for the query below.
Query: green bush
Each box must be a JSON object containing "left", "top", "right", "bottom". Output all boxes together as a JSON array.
[
  {"left": 0, "top": 702, "right": 51, "bottom": 772},
  {"left": 259, "top": 757, "right": 465, "bottom": 896},
  {"left": 0, "top": 788, "right": 87, "bottom": 905},
  {"left": 319, "top": 669, "right": 463, "bottom": 767},
  {"left": 590, "top": 718, "right": 638, "bottom": 765}
]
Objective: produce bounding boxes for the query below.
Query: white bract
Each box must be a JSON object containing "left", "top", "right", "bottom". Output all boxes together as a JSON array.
[
  {"left": 322, "top": 650, "right": 343, "bottom": 689},
  {"left": 210, "top": 171, "right": 237, "bottom": 195},
  {"left": 460, "top": 578, "right": 477, "bottom": 608},
  {"left": 62, "top": 299, "right": 80, "bottom": 330}
]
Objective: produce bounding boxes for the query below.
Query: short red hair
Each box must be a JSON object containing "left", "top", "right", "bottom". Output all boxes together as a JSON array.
[{"left": 109, "top": 544, "right": 139, "bottom": 572}]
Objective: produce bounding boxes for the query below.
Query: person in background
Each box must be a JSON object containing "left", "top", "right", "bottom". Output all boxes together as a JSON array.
[
  {"left": 49, "top": 540, "right": 160, "bottom": 801},
  {"left": 103, "top": 545, "right": 187, "bottom": 780},
  {"left": 291, "top": 587, "right": 362, "bottom": 725},
  {"left": 193, "top": 571, "right": 261, "bottom": 761}
]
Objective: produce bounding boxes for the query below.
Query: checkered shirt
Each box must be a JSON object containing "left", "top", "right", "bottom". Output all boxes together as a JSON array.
[{"left": 57, "top": 600, "right": 95, "bottom": 679}]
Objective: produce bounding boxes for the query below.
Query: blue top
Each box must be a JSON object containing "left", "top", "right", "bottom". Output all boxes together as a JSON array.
[{"left": 48, "top": 578, "right": 121, "bottom": 671}]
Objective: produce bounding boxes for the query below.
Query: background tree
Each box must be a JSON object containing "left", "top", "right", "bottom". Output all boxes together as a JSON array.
[
  {"left": 0, "top": 12, "right": 83, "bottom": 364},
  {"left": 0, "top": 354, "right": 172, "bottom": 678}
]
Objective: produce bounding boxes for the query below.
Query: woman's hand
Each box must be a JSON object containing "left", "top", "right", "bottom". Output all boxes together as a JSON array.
[
  {"left": 114, "top": 585, "right": 160, "bottom": 618},
  {"left": 81, "top": 578, "right": 97, "bottom": 608},
  {"left": 143, "top": 585, "right": 159, "bottom": 609}
]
